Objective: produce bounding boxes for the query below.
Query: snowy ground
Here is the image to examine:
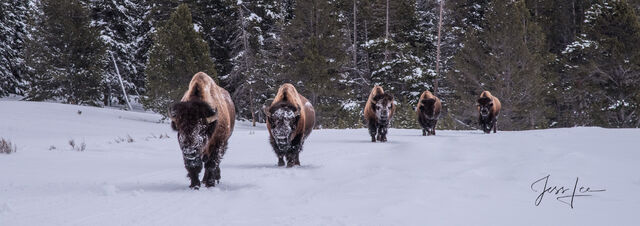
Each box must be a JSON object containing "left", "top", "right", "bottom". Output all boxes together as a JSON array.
[{"left": 1, "top": 100, "right": 639, "bottom": 226}]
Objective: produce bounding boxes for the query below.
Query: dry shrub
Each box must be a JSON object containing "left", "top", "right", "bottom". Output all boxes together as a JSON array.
[{"left": 0, "top": 138, "right": 17, "bottom": 154}]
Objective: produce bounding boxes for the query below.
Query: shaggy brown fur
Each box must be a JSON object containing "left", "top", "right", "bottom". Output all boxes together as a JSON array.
[
  {"left": 416, "top": 91, "right": 442, "bottom": 136},
  {"left": 170, "top": 72, "right": 235, "bottom": 189},
  {"left": 265, "top": 84, "right": 315, "bottom": 167},
  {"left": 364, "top": 85, "right": 395, "bottom": 142},
  {"left": 477, "top": 91, "right": 501, "bottom": 134}
]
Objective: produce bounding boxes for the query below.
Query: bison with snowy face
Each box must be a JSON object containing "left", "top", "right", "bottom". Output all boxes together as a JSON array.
[
  {"left": 264, "top": 84, "right": 315, "bottom": 167},
  {"left": 364, "top": 85, "right": 395, "bottom": 142},
  {"left": 477, "top": 91, "right": 501, "bottom": 134},
  {"left": 417, "top": 91, "right": 441, "bottom": 136},
  {"left": 169, "top": 72, "right": 235, "bottom": 189}
]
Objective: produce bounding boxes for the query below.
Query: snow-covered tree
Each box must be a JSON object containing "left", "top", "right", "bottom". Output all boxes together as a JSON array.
[
  {"left": 450, "top": 0, "right": 551, "bottom": 130},
  {"left": 24, "top": 0, "right": 106, "bottom": 105},
  {"left": 560, "top": 0, "right": 640, "bottom": 127},
  {"left": 0, "top": 1, "right": 28, "bottom": 96}
]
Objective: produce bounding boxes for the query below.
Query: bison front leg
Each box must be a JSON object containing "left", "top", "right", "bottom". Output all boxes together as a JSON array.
[
  {"left": 378, "top": 125, "right": 388, "bottom": 142},
  {"left": 422, "top": 129, "right": 427, "bottom": 136},
  {"left": 294, "top": 153, "right": 301, "bottom": 166},
  {"left": 285, "top": 140, "right": 302, "bottom": 167},
  {"left": 285, "top": 153, "right": 296, "bottom": 168},
  {"left": 493, "top": 119, "right": 498, "bottom": 133},
  {"left": 202, "top": 147, "right": 224, "bottom": 187},
  {"left": 202, "top": 159, "right": 221, "bottom": 187},
  {"left": 368, "top": 121, "right": 377, "bottom": 142},
  {"left": 277, "top": 154, "right": 285, "bottom": 167},
  {"left": 429, "top": 120, "right": 437, "bottom": 136},
  {"left": 184, "top": 157, "right": 202, "bottom": 190}
]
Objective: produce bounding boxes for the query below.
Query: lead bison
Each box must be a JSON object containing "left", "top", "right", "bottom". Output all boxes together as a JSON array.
[
  {"left": 264, "top": 84, "right": 315, "bottom": 167},
  {"left": 364, "top": 85, "right": 395, "bottom": 142},
  {"left": 416, "top": 90, "right": 441, "bottom": 136},
  {"left": 169, "top": 72, "right": 235, "bottom": 189},
  {"left": 477, "top": 91, "right": 501, "bottom": 134}
]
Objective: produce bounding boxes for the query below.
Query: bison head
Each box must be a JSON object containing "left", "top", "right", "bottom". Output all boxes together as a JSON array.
[
  {"left": 477, "top": 97, "right": 493, "bottom": 117},
  {"left": 265, "top": 102, "right": 300, "bottom": 149},
  {"left": 169, "top": 101, "right": 218, "bottom": 163},
  {"left": 372, "top": 93, "right": 394, "bottom": 123},
  {"left": 419, "top": 99, "right": 438, "bottom": 120}
]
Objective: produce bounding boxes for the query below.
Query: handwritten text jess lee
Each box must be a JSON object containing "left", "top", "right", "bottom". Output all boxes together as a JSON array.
[{"left": 531, "top": 175, "right": 606, "bottom": 208}]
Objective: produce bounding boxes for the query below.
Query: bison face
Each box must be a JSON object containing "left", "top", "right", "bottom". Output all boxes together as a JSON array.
[
  {"left": 420, "top": 99, "right": 438, "bottom": 120},
  {"left": 477, "top": 97, "right": 493, "bottom": 117},
  {"left": 169, "top": 101, "right": 217, "bottom": 161},
  {"left": 373, "top": 93, "right": 394, "bottom": 123},
  {"left": 266, "top": 104, "right": 300, "bottom": 149}
]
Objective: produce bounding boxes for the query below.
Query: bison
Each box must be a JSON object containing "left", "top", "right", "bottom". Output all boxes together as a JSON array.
[
  {"left": 416, "top": 91, "right": 441, "bottom": 136},
  {"left": 477, "top": 91, "right": 501, "bottom": 134},
  {"left": 169, "top": 72, "right": 235, "bottom": 189},
  {"left": 364, "top": 85, "right": 395, "bottom": 142},
  {"left": 264, "top": 84, "right": 315, "bottom": 167}
]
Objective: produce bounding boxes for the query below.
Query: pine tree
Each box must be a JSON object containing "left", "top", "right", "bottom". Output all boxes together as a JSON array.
[
  {"left": 561, "top": 0, "right": 640, "bottom": 127},
  {"left": 0, "top": 1, "right": 28, "bottom": 96},
  {"left": 450, "top": 0, "right": 551, "bottom": 130},
  {"left": 280, "top": 0, "right": 351, "bottom": 128},
  {"left": 226, "top": 0, "right": 284, "bottom": 124},
  {"left": 143, "top": 3, "right": 217, "bottom": 115},
  {"left": 24, "top": 0, "right": 106, "bottom": 105}
]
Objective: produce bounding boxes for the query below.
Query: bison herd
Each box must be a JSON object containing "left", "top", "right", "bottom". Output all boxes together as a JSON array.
[{"left": 170, "top": 72, "right": 502, "bottom": 189}]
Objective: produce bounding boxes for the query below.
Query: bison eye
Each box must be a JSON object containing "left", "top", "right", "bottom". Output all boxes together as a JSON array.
[{"left": 489, "top": 103, "right": 493, "bottom": 107}]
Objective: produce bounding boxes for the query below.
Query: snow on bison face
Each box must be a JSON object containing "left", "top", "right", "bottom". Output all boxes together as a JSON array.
[
  {"left": 372, "top": 93, "right": 394, "bottom": 123},
  {"left": 267, "top": 103, "right": 300, "bottom": 149},
  {"left": 170, "top": 101, "right": 217, "bottom": 166},
  {"left": 477, "top": 97, "right": 494, "bottom": 117}
]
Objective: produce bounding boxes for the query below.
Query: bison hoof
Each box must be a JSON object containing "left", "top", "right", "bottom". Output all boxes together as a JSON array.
[
  {"left": 278, "top": 159, "right": 285, "bottom": 167},
  {"left": 205, "top": 181, "right": 216, "bottom": 187},
  {"left": 190, "top": 184, "right": 200, "bottom": 190}
]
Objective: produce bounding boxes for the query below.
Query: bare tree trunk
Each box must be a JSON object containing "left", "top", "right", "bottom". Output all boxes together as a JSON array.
[
  {"left": 110, "top": 52, "right": 132, "bottom": 110},
  {"left": 434, "top": 0, "right": 444, "bottom": 95},
  {"left": 364, "top": 20, "right": 371, "bottom": 79},
  {"left": 384, "top": 0, "right": 390, "bottom": 61},
  {"left": 280, "top": 0, "right": 285, "bottom": 56},
  {"left": 250, "top": 88, "right": 256, "bottom": 126},
  {"left": 353, "top": 0, "right": 357, "bottom": 67},
  {"left": 239, "top": 4, "right": 255, "bottom": 126}
]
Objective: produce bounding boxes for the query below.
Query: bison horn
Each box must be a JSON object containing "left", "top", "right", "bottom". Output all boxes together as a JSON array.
[
  {"left": 168, "top": 105, "right": 177, "bottom": 121},
  {"left": 206, "top": 114, "right": 218, "bottom": 124},
  {"left": 263, "top": 106, "right": 271, "bottom": 118}
]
